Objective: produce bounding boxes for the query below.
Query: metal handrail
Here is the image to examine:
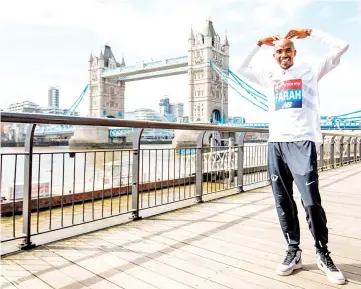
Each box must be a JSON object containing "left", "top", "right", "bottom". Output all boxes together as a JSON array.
[
  {"left": 1, "top": 112, "right": 268, "bottom": 133},
  {"left": 1, "top": 112, "right": 360, "bottom": 138}
]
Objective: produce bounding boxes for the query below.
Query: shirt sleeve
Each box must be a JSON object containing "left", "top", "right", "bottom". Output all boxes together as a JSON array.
[
  {"left": 237, "top": 46, "right": 268, "bottom": 88},
  {"left": 311, "top": 29, "right": 349, "bottom": 81}
]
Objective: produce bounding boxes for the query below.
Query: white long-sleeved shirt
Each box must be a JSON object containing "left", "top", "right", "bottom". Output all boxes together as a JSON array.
[{"left": 238, "top": 29, "right": 349, "bottom": 143}]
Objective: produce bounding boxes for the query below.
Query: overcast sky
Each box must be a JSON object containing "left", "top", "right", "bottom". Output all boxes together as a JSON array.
[{"left": 1, "top": 0, "right": 360, "bottom": 122}]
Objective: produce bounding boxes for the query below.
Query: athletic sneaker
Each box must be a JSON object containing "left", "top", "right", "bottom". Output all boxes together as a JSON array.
[
  {"left": 276, "top": 249, "right": 303, "bottom": 276},
  {"left": 317, "top": 251, "right": 346, "bottom": 285}
]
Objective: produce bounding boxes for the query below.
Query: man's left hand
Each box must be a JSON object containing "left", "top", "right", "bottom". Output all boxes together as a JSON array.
[{"left": 285, "top": 29, "right": 312, "bottom": 39}]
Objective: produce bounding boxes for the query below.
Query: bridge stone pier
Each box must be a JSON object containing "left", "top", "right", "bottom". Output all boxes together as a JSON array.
[{"left": 69, "top": 19, "right": 230, "bottom": 148}]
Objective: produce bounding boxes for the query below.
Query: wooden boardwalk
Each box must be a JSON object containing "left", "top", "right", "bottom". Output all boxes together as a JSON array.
[{"left": 1, "top": 164, "right": 361, "bottom": 289}]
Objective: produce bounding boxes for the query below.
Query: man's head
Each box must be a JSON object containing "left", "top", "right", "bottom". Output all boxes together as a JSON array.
[{"left": 273, "top": 39, "right": 296, "bottom": 69}]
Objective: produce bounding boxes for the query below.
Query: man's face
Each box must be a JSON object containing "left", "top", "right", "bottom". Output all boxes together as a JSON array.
[{"left": 273, "top": 39, "right": 296, "bottom": 69}]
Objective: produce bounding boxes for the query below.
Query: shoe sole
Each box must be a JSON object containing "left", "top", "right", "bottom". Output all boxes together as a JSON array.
[
  {"left": 276, "top": 261, "right": 303, "bottom": 276},
  {"left": 317, "top": 261, "right": 346, "bottom": 285}
]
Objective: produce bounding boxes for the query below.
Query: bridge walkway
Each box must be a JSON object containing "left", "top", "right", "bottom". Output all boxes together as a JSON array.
[{"left": 1, "top": 164, "right": 361, "bottom": 289}]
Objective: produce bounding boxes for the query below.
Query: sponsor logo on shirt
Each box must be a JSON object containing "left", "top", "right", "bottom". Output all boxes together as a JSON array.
[{"left": 274, "top": 79, "right": 303, "bottom": 111}]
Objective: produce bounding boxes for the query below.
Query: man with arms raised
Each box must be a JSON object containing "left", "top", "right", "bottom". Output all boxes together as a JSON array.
[{"left": 238, "top": 29, "right": 348, "bottom": 285}]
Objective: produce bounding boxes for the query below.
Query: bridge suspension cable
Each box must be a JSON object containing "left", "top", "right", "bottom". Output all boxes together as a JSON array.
[
  {"left": 65, "top": 85, "right": 88, "bottom": 115},
  {"left": 210, "top": 61, "right": 268, "bottom": 112}
]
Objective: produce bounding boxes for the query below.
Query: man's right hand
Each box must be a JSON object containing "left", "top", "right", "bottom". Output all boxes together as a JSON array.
[{"left": 257, "top": 35, "right": 282, "bottom": 47}]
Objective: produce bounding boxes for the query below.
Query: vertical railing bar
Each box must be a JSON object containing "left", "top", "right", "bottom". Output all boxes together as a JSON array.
[
  {"left": 257, "top": 145, "right": 260, "bottom": 183},
  {"left": 70, "top": 153, "right": 75, "bottom": 225},
  {"left": 167, "top": 149, "right": 170, "bottom": 203},
  {"left": 210, "top": 144, "right": 215, "bottom": 193},
  {"left": 141, "top": 149, "right": 144, "bottom": 209},
  {"left": 254, "top": 145, "right": 257, "bottom": 184},
  {"left": 49, "top": 153, "right": 54, "bottom": 230},
  {"left": 189, "top": 149, "right": 192, "bottom": 197},
  {"left": 119, "top": 151, "right": 123, "bottom": 213},
  {"left": 12, "top": 154, "right": 18, "bottom": 239},
  {"left": 330, "top": 137, "right": 335, "bottom": 169},
  {"left": 173, "top": 149, "right": 176, "bottom": 202},
  {"left": 179, "top": 149, "right": 182, "bottom": 200},
  {"left": 0, "top": 154, "right": 2, "bottom": 199},
  {"left": 82, "top": 152, "right": 87, "bottom": 222},
  {"left": 161, "top": 149, "right": 164, "bottom": 204},
  {"left": 101, "top": 151, "right": 106, "bottom": 218},
  {"left": 216, "top": 146, "right": 219, "bottom": 192},
  {"left": 127, "top": 150, "right": 131, "bottom": 212},
  {"left": 148, "top": 150, "right": 150, "bottom": 207},
  {"left": 216, "top": 145, "right": 219, "bottom": 191},
  {"left": 207, "top": 144, "right": 209, "bottom": 194},
  {"left": 37, "top": 154, "right": 41, "bottom": 233},
  {"left": 111, "top": 151, "right": 114, "bottom": 215},
  {"left": 154, "top": 150, "right": 157, "bottom": 205},
  {"left": 252, "top": 146, "right": 255, "bottom": 184},
  {"left": 61, "top": 153, "right": 65, "bottom": 227},
  {"left": 183, "top": 149, "right": 186, "bottom": 199},
  {"left": 320, "top": 135, "right": 324, "bottom": 171},
  {"left": 92, "top": 152, "right": 96, "bottom": 220}
]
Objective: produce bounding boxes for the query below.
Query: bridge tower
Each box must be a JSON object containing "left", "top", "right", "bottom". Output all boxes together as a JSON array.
[
  {"left": 88, "top": 45, "right": 126, "bottom": 118},
  {"left": 188, "top": 19, "right": 229, "bottom": 123}
]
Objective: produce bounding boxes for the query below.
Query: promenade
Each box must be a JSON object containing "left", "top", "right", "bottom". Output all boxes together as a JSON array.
[{"left": 1, "top": 164, "right": 360, "bottom": 289}]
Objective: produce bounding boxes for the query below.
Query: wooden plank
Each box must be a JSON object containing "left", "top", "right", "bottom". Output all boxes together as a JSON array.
[{"left": 1, "top": 165, "right": 360, "bottom": 289}]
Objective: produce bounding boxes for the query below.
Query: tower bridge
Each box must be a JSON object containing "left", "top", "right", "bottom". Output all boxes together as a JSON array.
[{"left": 88, "top": 19, "right": 229, "bottom": 123}]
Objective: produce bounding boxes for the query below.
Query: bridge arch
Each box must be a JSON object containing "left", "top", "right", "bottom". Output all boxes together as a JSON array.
[{"left": 210, "top": 109, "right": 221, "bottom": 123}]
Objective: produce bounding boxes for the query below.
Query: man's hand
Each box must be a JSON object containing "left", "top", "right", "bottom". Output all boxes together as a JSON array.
[
  {"left": 257, "top": 35, "right": 282, "bottom": 47},
  {"left": 285, "top": 29, "right": 312, "bottom": 40}
]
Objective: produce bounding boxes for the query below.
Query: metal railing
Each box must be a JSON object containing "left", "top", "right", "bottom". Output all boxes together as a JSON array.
[{"left": 1, "top": 112, "right": 360, "bottom": 252}]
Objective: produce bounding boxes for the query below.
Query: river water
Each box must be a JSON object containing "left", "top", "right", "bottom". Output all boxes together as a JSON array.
[
  {"left": 0, "top": 143, "right": 267, "bottom": 201},
  {"left": 0, "top": 143, "right": 268, "bottom": 242}
]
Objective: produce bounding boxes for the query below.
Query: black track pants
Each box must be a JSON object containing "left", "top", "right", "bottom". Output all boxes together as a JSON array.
[{"left": 268, "top": 141, "right": 328, "bottom": 252}]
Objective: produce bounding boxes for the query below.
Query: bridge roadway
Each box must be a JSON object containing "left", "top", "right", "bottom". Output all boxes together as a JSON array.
[{"left": 1, "top": 164, "right": 360, "bottom": 289}]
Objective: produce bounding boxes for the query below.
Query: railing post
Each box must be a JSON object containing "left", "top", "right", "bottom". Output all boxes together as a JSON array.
[
  {"left": 228, "top": 137, "right": 235, "bottom": 185},
  {"left": 339, "top": 136, "right": 344, "bottom": 166},
  {"left": 347, "top": 137, "right": 351, "bottom": 164},
  {"left": 320, "top": 134, "right": 325, "bottom": 171},
  {"left": 195, "top": 131, "right": 206, "bottom": 203},
  {"left": 235, "top": 132, "right": 246, "bottom": 193},
  {"left": 131, "top": 128, "right": 143, "bottom": 220},
  {"left": 20, "top": 124, "right": 36, "bottom": 250},
  {"left": 330, "top": 136, "right": 336, "bottom": 169},
  {"left": 352, "top": 137, "right": 357, "bottom": 163}
]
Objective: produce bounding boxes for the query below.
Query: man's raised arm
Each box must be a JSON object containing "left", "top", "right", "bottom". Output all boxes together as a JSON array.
[
  {"left": 285, "top": 29, "right": 349, "bottom": 81},
  {"left": 238, "top": 35, "right": 281, "bottom": 88},
  {"left": 310, "top": 29, "right": 349, "bottom": 81}
]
